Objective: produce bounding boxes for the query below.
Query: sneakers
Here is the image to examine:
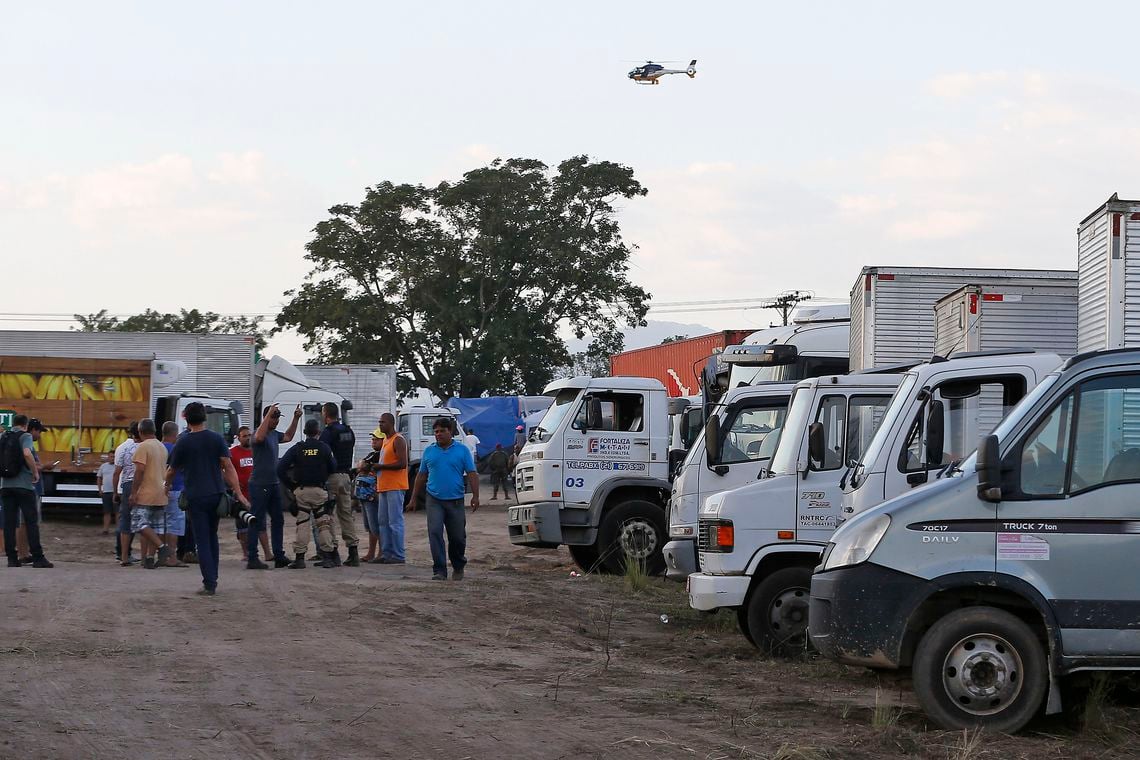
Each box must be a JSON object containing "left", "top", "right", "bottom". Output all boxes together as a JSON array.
[
  {"left": 452, "top": 569, "right": 464, "bottom": 581},
  {"left": 180, "top": 551, "right": 199, "bottom": 564},
  {"left": 18, "top": 556, "right": 32, "bottom": 564},
  {"left": 379, "top": 557, "right": 406, "bottom": 564},
  {"left": 246, "top": 559, "right": 270, "bottom": 570},
  {"left": 143, "top": 557, "right": 157, "bottom": 569},
  {"left": 31, "top": 558, "right": 54, "bottom": 569},
  {"left": 273, "top": 556, "right": 290, "bottom": 569},
  {"left": 432, "top": 573, "right": 447, "bottom": 581},
  {"left": 197, "top": 587, "right": 216, "bottom": 596},
  {"left": 7, "top": 558, "right": 20, "bottom": 568}
]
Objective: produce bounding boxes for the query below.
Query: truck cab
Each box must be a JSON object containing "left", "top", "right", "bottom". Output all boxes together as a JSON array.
[
  {"left": 507, "top": 376, "right": 671, "bottom": 573},
  {"left": 843, "top": 351, "right": 1063, "bottom": 516},
  {"left": 253, "top": 356, "right": 352, "bottom": 458},
  {"left": 398, "top": 406, "right": 468, "bottom": 479},
  {"left": 687, "top": 372, "right": 902, "bottom": 652},
  {"left": 155, "top": 393, "right": 243, "bottom": 444},
  {"left": 810, "top": 348, "right": 1140, "bottom": 733}
]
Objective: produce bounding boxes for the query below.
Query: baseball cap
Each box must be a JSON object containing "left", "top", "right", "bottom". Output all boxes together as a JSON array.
[
  {"left": 27, "top": 418, "right": 45, "bottom": 431},
  {"left": 516, "top": 425, "right": 524, "bottom": 431},
  {"left": 370, "top": 427, "right": 386, "bottom": 439}
]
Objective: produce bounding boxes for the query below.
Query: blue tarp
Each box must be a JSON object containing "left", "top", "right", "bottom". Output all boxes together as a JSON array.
[{"left": 446, "top": 396, "right": 552, "bottom": 460}]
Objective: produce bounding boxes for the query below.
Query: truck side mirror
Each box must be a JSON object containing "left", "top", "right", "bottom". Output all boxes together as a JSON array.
[
  {"left": 585, "top": 397, "right": 603, "bottom": 430},
  {"left": 704, "top": 414, "right": 722, "bottom": 466},
  {"left": 976, "top": 434, "right": 1002, "bottom": 502},
  {"left": 668, "top": 448, "right": 687, "bottom": 480},
  {"left": 807, "top": 422, "right": 826, "bottom": 471},
  {"left": 925, "top": 400, "right": 945, "bottom": 467}
]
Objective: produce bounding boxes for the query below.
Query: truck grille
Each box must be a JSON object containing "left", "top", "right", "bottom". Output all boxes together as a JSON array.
[
  {"left": 697, "top": 521, "right": 718, "bottom": 552},
  {"left": 516, "top": 465, "right": 535, "bottom": 493}
]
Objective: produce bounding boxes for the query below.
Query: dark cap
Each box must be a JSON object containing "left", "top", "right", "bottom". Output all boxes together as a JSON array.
[{"left": 27, "top": 418, "right": 45, "bottom": 431}]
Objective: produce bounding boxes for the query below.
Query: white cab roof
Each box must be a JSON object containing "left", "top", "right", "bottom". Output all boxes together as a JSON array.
[{"left": 542, "top": 376, "right": 666, "bottom": 394}]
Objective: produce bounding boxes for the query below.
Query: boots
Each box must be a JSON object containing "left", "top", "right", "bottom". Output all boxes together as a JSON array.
[
  {"left": 331, "top": 548, "right": 343, "bottom": 567},
  {"left": 288, "top": 552, "right": 306, "bottom": 570},
  {"left": 318, "top": 550, "right": 336, "bottom": 569},
  {"left": 344, "top": 545, "right": 360, "bottom": 567},
  {"left": 274, "top": 555, "right": 290, "bottom": 569}
]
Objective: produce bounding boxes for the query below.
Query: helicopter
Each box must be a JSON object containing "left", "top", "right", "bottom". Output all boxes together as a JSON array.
[{"left": 627, "top": 59, "right": 697, "bottom": 85}]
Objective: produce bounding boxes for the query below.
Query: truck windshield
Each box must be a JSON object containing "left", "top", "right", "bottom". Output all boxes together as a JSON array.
[
  {"left": 532, "top": 388, "right": 582, "bottom": 442},
  {"left": 960, "top": 372, "right": 1062, "bottom": 471},
  {"left": 768, "top": 388, "right": 812, "bottom": 475},
  {"left": 204, "top": 407, "right": 235, "bottom": 442},
  {"left": 848, "top": 373, "right": 918, "bottom": 489}
]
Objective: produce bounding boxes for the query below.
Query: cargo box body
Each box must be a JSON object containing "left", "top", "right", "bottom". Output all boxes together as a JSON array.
[{"left": 933, "top": 282, "right": 1078, "bottom": 358}]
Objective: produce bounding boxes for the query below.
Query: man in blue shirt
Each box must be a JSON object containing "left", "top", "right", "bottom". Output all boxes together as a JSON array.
[
  {"left": 166, "top": 402, "right": 250, "bottom": 596},
  {"left": 249, "top": 403, "right": 301, "bottom": 569},
  {"left": 409, "top": 417, "right": 479, "bottom": 580}
]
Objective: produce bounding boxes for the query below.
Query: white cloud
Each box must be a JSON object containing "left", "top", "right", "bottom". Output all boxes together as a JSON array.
[
  {"left": 207, "top": 151, "right": 265, "bottom": 185},
  {"left": 925, "top": 70, "right": 1010, "bottom": 99}
]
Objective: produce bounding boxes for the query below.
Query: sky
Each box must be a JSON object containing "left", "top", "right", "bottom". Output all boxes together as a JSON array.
[{"left": 3, "top": 1, "right": 1140, "bottom": 360}]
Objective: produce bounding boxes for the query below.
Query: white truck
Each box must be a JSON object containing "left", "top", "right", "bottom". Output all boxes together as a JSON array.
[
  {"left": 933, "top": 282, "right": 1078, "bottom": 357},
  {"left": 507, "top": 376, "right": 671, "bottom": 573},
  {"left": 850, "top": 267, "right": 1077, "bottom": 371},
  {"left": 253, "top": 356, "right": 353, "bottom": 458},
  {"left": 397, "top": 406, "right": 469, "bottom": 504},
  {"left": 687, "top": 371, "right": 904, "bottom": 652},
  {"left": 1077, "top": 193, "right": 1140, "bottom": 352},
  {"left": 661, "top": 314, "right": 852, "bottom": 581},
  {"left": 301, "top": 363, "right": 398, "bottom": 462}
]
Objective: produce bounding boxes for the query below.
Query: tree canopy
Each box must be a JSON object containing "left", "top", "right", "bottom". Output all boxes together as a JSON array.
[
  {"left": 74, "top": 309, "right": 268, "bottom": 350},
  {"left": 277, "top": 156, "right": 650, "bottom": 399}
]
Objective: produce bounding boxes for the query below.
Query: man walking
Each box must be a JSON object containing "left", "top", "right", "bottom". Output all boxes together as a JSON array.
[
  {"left": 319, "top": 403, "right": 358, "bottom": 566},
  {"left": 113, "top": 421, "right": 140, "bottom": 566},
  {"left": 488, "top": 443, "right": 512, "bottom": 501},
  {"left": 1, "top": 414, "right": 52, "bottom": 568},
  {"left": 409, "top": 418, "right": 478, "bottom": 581},
  {"left": 374, "top": 412, "right": 408, "bottom": 564},
  {"left": 160, "top": 422, "right": 188, "bottom": 567},
  {"left": 250, "top": 404, "right": 300, "bottom": 569},
  {"left": 279, "top": 420, "right": 338, "bottom": 569},
  {"left": 129, "top": 419, "right": 169, "bottom": 569},
  {"left": 166, "top": 402, "right": 249, "bottom": 596}
]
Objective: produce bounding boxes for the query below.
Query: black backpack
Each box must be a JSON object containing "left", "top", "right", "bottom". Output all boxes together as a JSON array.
[{"left": 0, "top": 430, "right": 26, "bottom": 478}]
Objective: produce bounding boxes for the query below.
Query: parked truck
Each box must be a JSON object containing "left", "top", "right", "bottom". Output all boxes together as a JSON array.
[
  {"left": 610, "top": 330, "right": 754, "bottom": 396},
  {"left": 397, "top": 406, "right": 469, "bottom": 505},
  {"left": 252, "top": 357, "right": 354, "bottom": 459},
  {"left": 933, "top": 282, "right": 1078, "bottom": 357},
  {"left": 300, "top": 363, "right": 397, "bottom": 463},
  {"left": 850, "top": 267, "right": 1077, "bottom": 371},
  {"left": 0, "top": 331, "right": 254, "bottom": 511}
]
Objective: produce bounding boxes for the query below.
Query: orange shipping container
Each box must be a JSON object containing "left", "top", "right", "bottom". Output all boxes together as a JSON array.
[{"left": 609, "top": 330, "right": 753, "bottom": 396}]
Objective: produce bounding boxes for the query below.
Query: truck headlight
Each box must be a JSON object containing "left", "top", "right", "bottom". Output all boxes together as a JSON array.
[{"left": 822, "top": 514, "right": 890, "bottom": 571}]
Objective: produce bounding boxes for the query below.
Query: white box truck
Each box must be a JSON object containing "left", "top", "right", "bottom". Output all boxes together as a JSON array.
[
  {"left": 933, "top": 282, "right": 1077, "bottom": 357},
  {"left": 1077, "top": 193, "right": 1140, "bottom": 352},
  {"left": 850, "top": 267, "right": 1077, "bottom": 372},
  {"left": 300, "top": 364, "right": 397, "bottom": 462}
]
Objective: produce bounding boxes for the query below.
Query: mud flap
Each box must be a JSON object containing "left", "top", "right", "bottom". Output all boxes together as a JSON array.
[{"left": 507, "top": 502, "right": 562, "bottom": 547}]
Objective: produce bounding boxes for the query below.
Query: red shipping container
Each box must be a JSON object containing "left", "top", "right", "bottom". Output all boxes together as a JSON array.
[{"left": 609, "top": 330, "right": 753, "bottom": 396}]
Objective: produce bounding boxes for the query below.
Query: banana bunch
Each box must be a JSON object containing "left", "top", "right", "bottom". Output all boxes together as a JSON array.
[
  {"left": 0, "top": 373, "right": 146, "bottom": 402},
  {"left": 0, "top": 373, "right": 38, "bottom": 399},
  {"left": 39, "top": 426, "right": 130, "bottom": 453}
]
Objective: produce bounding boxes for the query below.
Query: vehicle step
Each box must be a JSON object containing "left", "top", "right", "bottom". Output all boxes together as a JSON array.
[{"left": 42, "top": 497, "right": 104, "bottom": 506}]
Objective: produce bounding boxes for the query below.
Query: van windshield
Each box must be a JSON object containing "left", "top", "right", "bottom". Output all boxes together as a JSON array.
[
  {"left": 532, "top": 388, "right": 582, "bottom": 442},
  {"left": 849, "top": 373, "right": 918, "bottom": 488}
]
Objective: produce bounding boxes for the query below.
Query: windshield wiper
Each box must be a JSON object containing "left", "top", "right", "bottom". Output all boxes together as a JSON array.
[
  {"left": 936, "top": 459, "right": 963, "bottom": 479},
  {"left": 839, "top": 464, "right": 853, "bottom": 490}
]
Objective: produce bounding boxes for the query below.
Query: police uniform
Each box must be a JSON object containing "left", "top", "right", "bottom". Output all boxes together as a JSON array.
[
  {"left": 320, "top": 420, "right": 358, "bottom": 558},
  {"left": 277, "top": 435, "right": 338, "bottom": 568}
]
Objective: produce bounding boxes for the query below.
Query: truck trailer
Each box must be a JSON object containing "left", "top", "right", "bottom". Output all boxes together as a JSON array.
[{"left": 610, "top": 330, "right": 753, "bottom": 397}]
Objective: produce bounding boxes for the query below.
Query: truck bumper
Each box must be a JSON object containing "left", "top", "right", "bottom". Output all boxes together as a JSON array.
[
  {"left": 507, "top": 502, "right": 563, "bottom": 548},
  {"left": 809, "top": 563, "right": 920, "bottom": 670},
  {"left": 687, "top": 572, "right": 749, "bottom": 611},
  {"left": 662, "top": 538, "right": 698, "bottom": 582}
]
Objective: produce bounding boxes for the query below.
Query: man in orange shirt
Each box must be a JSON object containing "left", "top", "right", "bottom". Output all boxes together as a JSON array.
[{"left": 374, "top": 412, "right": 408, "bottom": 563}]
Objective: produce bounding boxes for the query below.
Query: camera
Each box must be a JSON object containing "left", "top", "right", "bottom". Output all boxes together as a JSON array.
[{"left": 218, "top": 493, "right": 257, "bottom": 526}]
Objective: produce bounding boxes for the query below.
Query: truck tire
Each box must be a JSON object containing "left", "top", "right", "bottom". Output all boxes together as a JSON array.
[
  {"left": 568, "top": 544, "right": 602, "bottom": 573},
  {"left": 912, "top": 607, "right": 1047, "bottom": 733},
  {"left": 743, "top": 566, "right": 812, "bottom": 656},
  {"left": 736, "top": 606, "right": 756, "bottom": 646},
  {"left": 596, "top": 499, "right": 667, "bottom": 575}
]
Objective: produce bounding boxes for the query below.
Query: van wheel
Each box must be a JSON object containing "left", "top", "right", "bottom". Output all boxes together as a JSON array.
[
  {"left": 597, "top": 500, "right": 666, "bottom": 575},
  {"left": 912, "top": 607, "right": 1047, "bottom": 732},
  {"left": 744, "top": 566, "right": 812, "bottom": 656},
  {"left": 568, "top": 544, "right": 601, "bottom": 573}
]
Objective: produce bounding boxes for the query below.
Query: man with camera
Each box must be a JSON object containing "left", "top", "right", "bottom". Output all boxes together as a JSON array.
[
  {"left": 278, "top": 419, "right": 339, "bottom": 569},
  {"left": 166, "top": 402, "right": 250, "bottom": 596},
  {"left": 250, "top": 403, "right": 301, "bottom": 569}
]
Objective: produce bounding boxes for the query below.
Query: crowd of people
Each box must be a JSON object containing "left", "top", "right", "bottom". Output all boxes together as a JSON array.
[{"left": 1, "top": 403, "right": 498, "bottom": 594}]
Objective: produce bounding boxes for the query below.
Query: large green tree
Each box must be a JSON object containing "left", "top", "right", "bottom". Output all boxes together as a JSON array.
[
  {"left": 277, "top": 156, "right": 650, "bottom": 399},
  {"left": 74, "top": 308, "right": 268, "bottom": 350}
]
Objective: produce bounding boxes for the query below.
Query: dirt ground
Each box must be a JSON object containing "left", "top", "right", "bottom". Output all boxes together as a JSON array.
[{"left": 2, "top": 488, "right": 1138, "bottom": 760}]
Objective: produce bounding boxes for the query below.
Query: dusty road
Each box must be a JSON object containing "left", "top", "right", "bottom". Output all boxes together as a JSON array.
[{"left": 2, "top": 496, "right": 1137, "bottom": 760}]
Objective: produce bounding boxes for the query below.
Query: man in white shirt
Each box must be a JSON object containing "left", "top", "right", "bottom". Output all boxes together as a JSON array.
[
  {"left": 113, "top": 422, "right": 140, "bottom": 565},
  {"left": 95, "top": 454, "right": 116, "bottom": 536},
  {"left": 464, "top": 428, "right": 481, "bottom": 465}
]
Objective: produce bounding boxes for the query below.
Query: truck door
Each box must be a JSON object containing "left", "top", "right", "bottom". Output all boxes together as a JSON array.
[
  {"left": 998, "top": 372, "right": 1140, "bottom": 655},
  {"left": 702, "top": 395, "right": 789, "bottom": 513},
  {"left": 563, "top": 390, "right": 649, "bottom": 507},
  {"left": 799, "top": 393, "right": 893, "bottom": 543},
  {"left": 893, "top": 372, "right": 1030, "bottom": 492}
]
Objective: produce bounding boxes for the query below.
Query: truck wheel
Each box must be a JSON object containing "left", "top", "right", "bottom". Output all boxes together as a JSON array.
[
  {"left": 596, "top": 500, "right": 667, "bottom": 575},
  {"left": 736, "top": 606, "right": 756, "bottom": 646},
  {"left": 912, "top": 607, "right": 1047, "bottom": 733},
  {"left": 743, "top": 566, "right": 812, "bottom": 656},
  {"left": 568, "top": 544, "right": 601, "bottom": 573}
]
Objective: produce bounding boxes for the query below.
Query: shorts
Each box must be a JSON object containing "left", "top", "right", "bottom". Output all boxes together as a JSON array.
[
  {"left": 101, "top": 493, "right": 115, "bottom": 515},
  {"left": 130, "top": 505, "right": 165, "bottom": 533},
  {"left": 164, "top": 491, "right": 186, "bottom": 536}
]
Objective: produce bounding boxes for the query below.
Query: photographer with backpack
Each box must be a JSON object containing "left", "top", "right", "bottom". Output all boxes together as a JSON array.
[{"left": 1, "top": 414, "right": 53, "bottom": 568}]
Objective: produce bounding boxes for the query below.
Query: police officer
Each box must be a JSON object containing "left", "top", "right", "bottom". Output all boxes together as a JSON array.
[
  {"left": 278, "top": 420, "right": 338, "bottom": 569},
  {"left": 319, "top": 402, "right": 359, "bottom": 566}
]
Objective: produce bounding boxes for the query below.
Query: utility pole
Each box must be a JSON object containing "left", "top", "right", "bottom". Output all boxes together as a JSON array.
[{"left": 767, "top": 290, "right": 812, "bottom": 326}]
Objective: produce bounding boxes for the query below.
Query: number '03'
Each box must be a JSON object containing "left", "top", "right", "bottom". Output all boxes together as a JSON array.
[{"left": 565, "top": 477, "right": 585, "bottom": 488}]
